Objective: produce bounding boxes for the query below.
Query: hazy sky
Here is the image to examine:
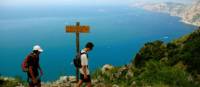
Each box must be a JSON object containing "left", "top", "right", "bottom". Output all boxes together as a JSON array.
[
  {"left": 0, "top": 0, "right": 133, "bottom": 7},
  {"left": 0, "top": 0, "right": 192, "bottom": 7}
]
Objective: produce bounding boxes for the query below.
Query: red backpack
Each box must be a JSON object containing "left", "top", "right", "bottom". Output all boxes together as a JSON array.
[{"left": 21, "top": 54, "right": 32, "bottom": 72}]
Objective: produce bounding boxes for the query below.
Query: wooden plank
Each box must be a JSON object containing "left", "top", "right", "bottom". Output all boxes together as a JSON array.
[
  {"left": 66, "top": 26, "right": 90, "bottom": 33},
  {"left": 66, "top": 26, "right": 76, "bottom": 32},
  {"left": 79, "top": 26, "right": 90, "bottom": 32}
]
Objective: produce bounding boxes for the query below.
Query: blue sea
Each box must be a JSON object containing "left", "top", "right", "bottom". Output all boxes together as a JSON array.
[{"left": 0, "top": 6, "right": 197, "bottom": 81}]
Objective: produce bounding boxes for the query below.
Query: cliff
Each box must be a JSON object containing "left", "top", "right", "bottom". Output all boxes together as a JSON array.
[{"left": 131, "top": 0, "right": 200, "bottom": 26}]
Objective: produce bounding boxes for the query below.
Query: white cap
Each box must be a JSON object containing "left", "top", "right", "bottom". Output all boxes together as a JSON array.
[{"left": 33, "top": 45, "right": 43, "bottom": 52}]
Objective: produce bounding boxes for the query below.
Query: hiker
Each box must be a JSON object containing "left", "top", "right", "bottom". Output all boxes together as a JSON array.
[
  {"left": 22, "top": 45, "right": 43, "bottom": 87},
  {"left": 77, "top": 42, "right": 94, "bottom": 87}
]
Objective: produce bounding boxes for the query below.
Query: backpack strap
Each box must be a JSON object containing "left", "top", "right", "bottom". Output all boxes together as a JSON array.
[
  {"left": 25, "top": 53, "right": 36, "bottom": 70},
  {"left": 80, "top": 52, "right": 89, "bottom": 68},
  {"left": 22, "top": 53, "right": 32, "bottom": 69},
  {"left": 80, "top": 52, "right": 88, "bottom": 59}
]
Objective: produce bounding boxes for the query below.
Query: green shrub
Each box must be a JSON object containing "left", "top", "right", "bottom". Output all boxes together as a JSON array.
[{"left": 135, "top": 60, "right": 198, "bottom": 87}]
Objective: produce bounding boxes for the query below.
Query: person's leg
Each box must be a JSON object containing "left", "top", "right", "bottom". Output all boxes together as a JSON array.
[
  {"left": 36, "top": 83, "right": 41, "bottom": 87},
  {"left": 86, "top": 75, "right": 92, "bottom": 87},
  {"left": 36, "top": 79, "right": 41, "bottom": 87},
  {"left": 29, "top": 84, "right": 33, "bottom": 87},
  {"left": 28, "top": 79, "right": 34, "bottom": 87},
  {"left": 77, "top": 80, "right": 83, "bottom": 87},
  {"left": 27, "top": 74, "right": 34, "bottom": 87},
  {"left": 86, "top": 82, "right": 92, "bottom": 87},
  {"left": 28, "top": 81, "right": 34, "bottom": 87},
  {"left": 29, "top": 84, "right": 34, "bottom": 87}
]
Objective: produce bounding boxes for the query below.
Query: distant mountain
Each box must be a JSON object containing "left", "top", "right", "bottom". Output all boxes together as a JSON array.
[
  {"left": 131, "top": 0, "right": 200, "bottom": 26},
  {"left": 182, "top": 0, "right": 200, "bottom": 26}
]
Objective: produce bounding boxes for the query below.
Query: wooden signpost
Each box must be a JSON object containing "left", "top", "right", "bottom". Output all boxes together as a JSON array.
[{"left": 65, "top": 22, "right": 90, "bottom": 82}]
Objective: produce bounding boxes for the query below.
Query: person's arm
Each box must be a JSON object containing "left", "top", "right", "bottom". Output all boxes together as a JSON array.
[
  {"left": 82, "top": 65, "right": 88, "bottom": 78},
  {"left": 38, "top": 65, "right": 43, "bottom": 76},
  {"left": 37, "top": 56, "right": 43, "bottom": 76}
]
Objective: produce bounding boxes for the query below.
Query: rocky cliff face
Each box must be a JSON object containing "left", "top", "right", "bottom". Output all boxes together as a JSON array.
[
  {"left": 182, "top": 0, "right": 200, "bottom": 26},
  {"left": 131, "top": 0, "right": 200, "bottom": 26}
]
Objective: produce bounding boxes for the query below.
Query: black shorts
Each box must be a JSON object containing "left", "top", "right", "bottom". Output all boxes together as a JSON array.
[{"left": 80, "top": 74, "right": 91, "bottom": 82}]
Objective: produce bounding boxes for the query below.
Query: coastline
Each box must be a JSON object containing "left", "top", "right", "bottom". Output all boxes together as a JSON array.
[
  {"left": 130, "top": 1, "right": 200, "bottom": 27},
  {"left": 141, "top": 9, "right": 200, "bottom": 27},
  {"left": 147, "top": 9, "right": 199, "bottom": 27},
  {"left": 147, "top": 10, "right": 199, "bottom": 27},
  {"left": 170, "top": 13, "right": 200, "bottom": 27},
  {"left": 180, "top": 19, "right": 200, "bottom": 27}
]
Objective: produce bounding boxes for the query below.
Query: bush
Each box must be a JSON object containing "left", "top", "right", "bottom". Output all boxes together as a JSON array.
[
  {"left": 181, "top": 31, "right": 200, "bottom": 73},
  {"left": 140, "top": 40, "right": 166, "bottom": 61},
  {"left": 135, "top": 60, "right": 198, "bottom": 87}
]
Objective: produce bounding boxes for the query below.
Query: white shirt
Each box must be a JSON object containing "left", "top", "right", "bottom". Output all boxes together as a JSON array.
[{"left": 79, "top": 49, "right": 90, "bottom": 75}]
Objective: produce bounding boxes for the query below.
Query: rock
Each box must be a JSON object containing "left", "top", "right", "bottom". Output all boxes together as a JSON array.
[
  {"left": 41, "top": 76, "right": 77, "bottom": 87},
  {"left": 131, "top": 81, "right": 136, "bottom": 87},
  {"left": 112, "top": 84, "right": 119, "bottom": 87},
  {"left": 126, "top": 70, "right": 133, "bottom": 79},
  {"left": 94, "top": 83, "right": 107, "bottom": 87},
  {"left": 3, "top": 77, "right": 9, "bottom": 80},
  {"left": 16, "top": 83, "right": 25, "bottom": 87},
  {"left": 60, "top": 76, "right": 68, "bottom": 82},
  {"left": 187, "top": 75, "right": 193, "bottom": 81},
  {"left": 16, "top": 85, "right": 24, "bottom": 87},
  {"left": 101, "top": 64, "right": 114, "bottom": 73},
  {"left": 97, "top": 76, "right": 104, "bottom": 82},
  {"left": 92, "top": 79, "right": 99, "bottom": 84},
  {"left": 55, "top": 76, "right": 68, "bottom": 84},
  {"left": 113, "top": 72, "right": 121, "bottom": 78},
  {"left": 68, "top": 76, "right": 76, "bottom": 82}
]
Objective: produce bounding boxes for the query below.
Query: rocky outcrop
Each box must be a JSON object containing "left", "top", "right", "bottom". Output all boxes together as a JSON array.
[
  {"left": 182, "top": 0, "right": 200, "bottom": 26},
  {"left": 41, "top": 76, "right": 77, "bottom": 87},
  {"left": 0, "top": 76, "right": 24, "bottom": 87},
  {"left": 101, "top": 64, "right": 114, "bottom": 74},
  {"left": 41, "top": 64, "right": 129, "bottom": 87},
  {"left": 0, "top": 76, "right": 77, "bottom": 87}
]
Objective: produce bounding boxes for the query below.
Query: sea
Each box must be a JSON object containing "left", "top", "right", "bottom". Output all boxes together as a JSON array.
[{"left": 0, "top": 6, "right": 197, "bottom": 81}]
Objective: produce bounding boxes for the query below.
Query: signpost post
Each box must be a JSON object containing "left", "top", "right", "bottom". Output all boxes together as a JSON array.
[{"left": 65, "top": 22, "right": 90, "bottom": 82}]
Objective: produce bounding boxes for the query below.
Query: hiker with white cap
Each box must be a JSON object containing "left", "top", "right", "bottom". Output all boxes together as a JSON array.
[{"left": 21, "top": 45, "right": 43, "bottom": 87}]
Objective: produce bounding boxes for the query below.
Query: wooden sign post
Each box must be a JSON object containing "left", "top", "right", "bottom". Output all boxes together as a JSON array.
[{"left": 65, "top": 22, "right": 90, "bottom": 82}]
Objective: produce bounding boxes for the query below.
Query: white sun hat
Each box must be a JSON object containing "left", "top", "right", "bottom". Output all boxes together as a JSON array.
[{"left": 33, "top": 45, "right": 43, "bottom": 52}]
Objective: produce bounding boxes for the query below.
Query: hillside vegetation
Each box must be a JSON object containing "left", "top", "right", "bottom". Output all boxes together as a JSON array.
[{"left": 92, "top": 27, "right": 200, "bottom": 87}]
